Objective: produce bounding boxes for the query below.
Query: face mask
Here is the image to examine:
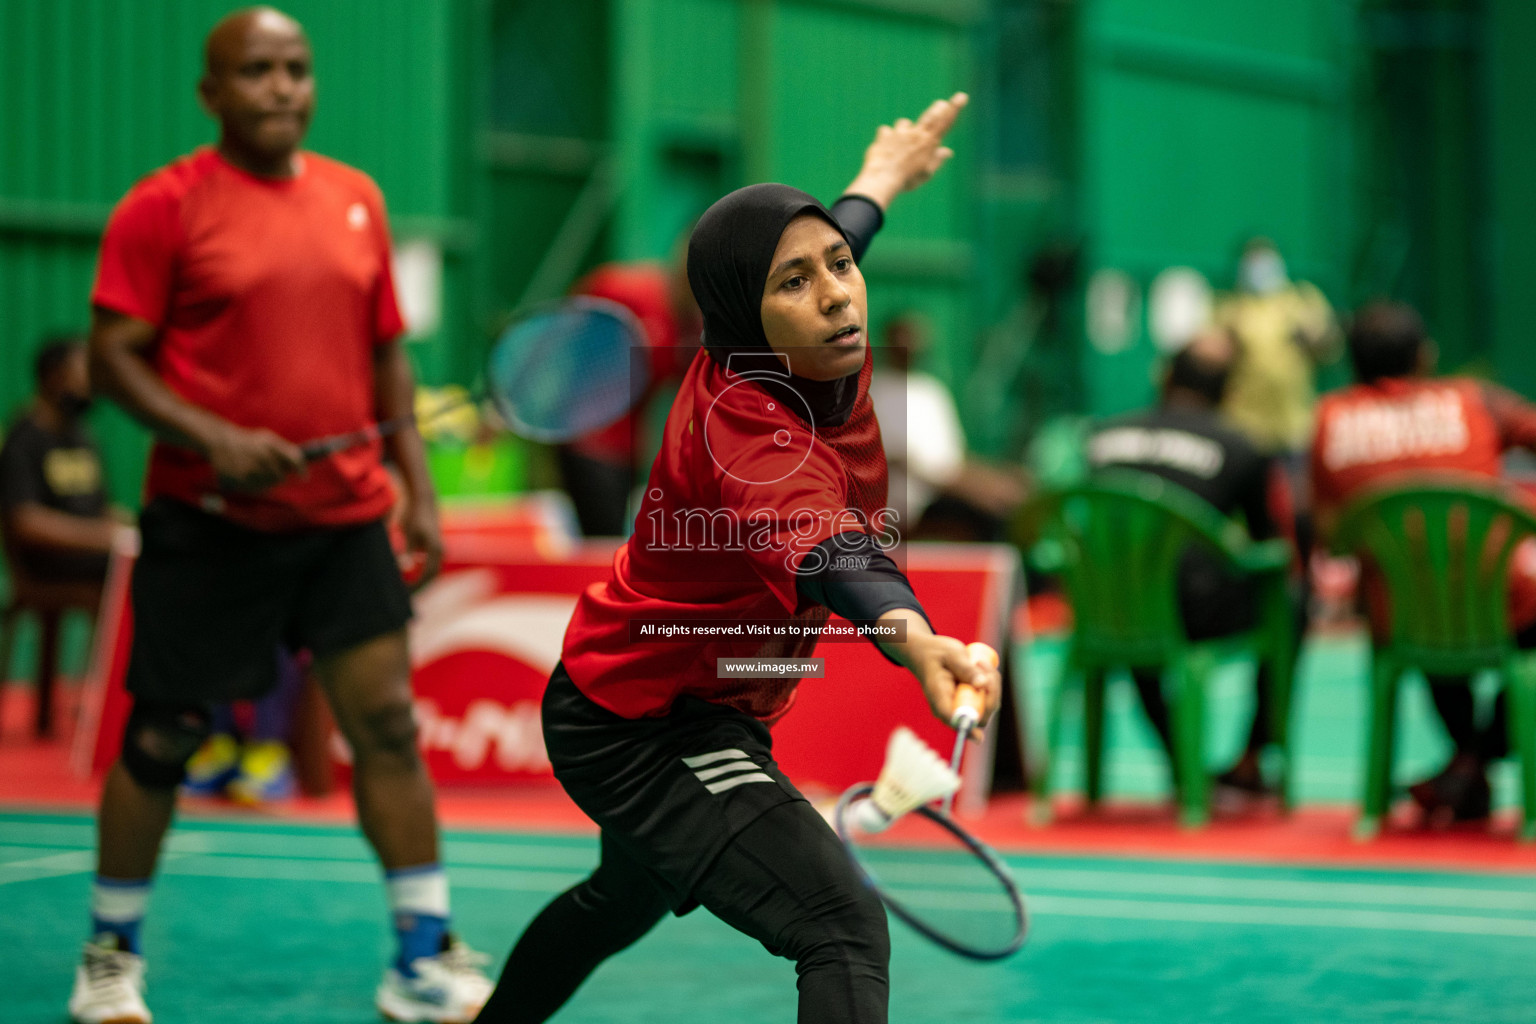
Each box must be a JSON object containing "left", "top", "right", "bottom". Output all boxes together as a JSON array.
[{"left": 1239, "top": 251, "right": 1288, "bottom": 294}]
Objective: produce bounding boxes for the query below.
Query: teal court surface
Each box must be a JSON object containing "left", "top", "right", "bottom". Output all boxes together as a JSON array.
[
  {"left": 4, "top": 634, "right": 1536, "bottom": 1022},
  {"left": 5, "top": 809, "right": 1536, "bottom": 1024}
]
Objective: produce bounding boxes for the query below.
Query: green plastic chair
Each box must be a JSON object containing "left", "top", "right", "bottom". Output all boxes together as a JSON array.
[
  {"left": 1332, "top": 478, "right": 1536, "bottom": 841},
  {"left": 1016, "top": 470, "right": 1296, "bottom": 827}
]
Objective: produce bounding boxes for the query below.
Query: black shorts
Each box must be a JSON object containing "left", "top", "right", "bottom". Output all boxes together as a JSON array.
[
  {"left": 125, "top": 497, "right": 412, "bottom": 703},
  {"left": 542, "top": 663, "right": 804, "bottom": 911}
]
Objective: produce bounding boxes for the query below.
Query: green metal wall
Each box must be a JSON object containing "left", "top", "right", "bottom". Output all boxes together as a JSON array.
[
  {"left": 1488, "top": 0, "right": 1536, "bottom": 397},
  {"left": 485, "top": 0, "right": 983, "bottom": 389},
  {"left": 6, "top": 0, "right": 1533, "bottom": 503},
  {"left": 3, "top": 0, "right": 988, "bottom": 502},
  {"left": 1354, "top": 0, "right": 1489, "bottom": 377},
  {"left": 1069, "top": 0, "right": 1355, "bottom": 417}
]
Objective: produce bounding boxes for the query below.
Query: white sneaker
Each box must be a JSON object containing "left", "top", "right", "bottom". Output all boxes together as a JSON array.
[
  {"left": 69, "top": 939, "right": 152, "bottom": 1024},
  {"left": 375, "top": 938, "right": 494, "bottom": 1023}
]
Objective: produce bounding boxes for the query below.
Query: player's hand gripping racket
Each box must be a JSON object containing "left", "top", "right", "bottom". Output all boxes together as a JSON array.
[
  {"left": 298, "top": 296, "right": 651, "bottom": 460},
  {"left": 833, "top": 643, "right": 1028, "bottom": 961}
]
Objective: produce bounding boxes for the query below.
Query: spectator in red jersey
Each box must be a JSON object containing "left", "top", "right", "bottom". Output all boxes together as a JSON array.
[
  {"left": 555, "top": 253, "right": 700, "bottom": 536},
  {"left": 70, "top": 10, "right": 489, "bottom": 1024},
  {"left": 1312, "top": 300, "right": 1536, "bottom": 824}
]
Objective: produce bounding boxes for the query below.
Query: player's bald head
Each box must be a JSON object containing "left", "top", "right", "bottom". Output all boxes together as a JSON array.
[
  {"left": 204, "top": 7, "right": 307, "bottom": 77},
  {"left": 199, "top": 6, "right": 314, "bottom": 175},
  {"left": 1164, "top": 327, "right": 1237, "bottom": 406}
]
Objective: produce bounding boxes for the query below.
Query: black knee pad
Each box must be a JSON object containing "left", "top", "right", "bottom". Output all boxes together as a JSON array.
[
  {"left": 120, "top": 701, "right": 212, "bottom": 790},
  {"left": 355, "top": 701, "right": 420, "bottom": 758}
]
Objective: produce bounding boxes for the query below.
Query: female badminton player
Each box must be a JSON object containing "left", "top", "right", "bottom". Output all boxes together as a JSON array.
[{"left": 473, "top": 94, "right": 999, "bottom": 1024}]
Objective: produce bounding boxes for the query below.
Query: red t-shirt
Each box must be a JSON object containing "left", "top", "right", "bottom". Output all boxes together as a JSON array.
[
  {"left": 561, "top": 349, "right": 889, "bottom": 722},
  {"left": 1312, "top": 376, "right": 1536, "bottom": 629},
  {"left": 91, "top": 147, "right": 403, "bottom": 531},
  {"left": 566, "top": 262, "right": 692, "bottom": 465}
]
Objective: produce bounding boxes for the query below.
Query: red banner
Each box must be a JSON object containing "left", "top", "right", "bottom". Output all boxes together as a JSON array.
[{"left": 75, "top": 502, "right": 1018, "bottom": 813}]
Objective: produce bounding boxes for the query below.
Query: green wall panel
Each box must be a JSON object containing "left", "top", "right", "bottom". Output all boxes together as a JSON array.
[
  {"left": 22, "top": 0, "right": 1521, "bottom": 490},
  {"left": 1094, "top": 79, "right": 1328, "bottom": 273},
  {"left": 1489, "top": 0, "right": 1536, "bottom": 397},
  {"left": 1074, "top": 0, "right": 1352, "bottom": 418},
  {"left": 0, "top": 0, "right": 455, "bottom": 214},
  {"left": 1099, "top": 0, "right": 1333, "bottom": 63}
]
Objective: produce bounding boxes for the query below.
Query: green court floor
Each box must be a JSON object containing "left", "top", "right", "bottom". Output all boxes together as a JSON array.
[{"left": 5, "top": 811, "right": 1535, "bottom": 1024}]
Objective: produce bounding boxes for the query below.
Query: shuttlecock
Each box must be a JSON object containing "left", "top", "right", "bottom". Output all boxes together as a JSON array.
[{"left": 850, "top": 726, "right": 960, "bottom": 833}]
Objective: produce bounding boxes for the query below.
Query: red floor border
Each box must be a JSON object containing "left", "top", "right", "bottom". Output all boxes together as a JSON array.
[{"left": 5, "top": 686, "right": 1533, "bottom": 872}]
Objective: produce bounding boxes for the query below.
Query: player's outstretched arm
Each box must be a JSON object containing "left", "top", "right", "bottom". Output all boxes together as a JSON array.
[
  {"left": 842, "top": 92, "right": 969, "bottom": 211},
  {"left": 89, "top": 307, "right": 304, "bottom": 491},
  {"left": 874, "top": 607, "right": 1001, "bottom": 734}
]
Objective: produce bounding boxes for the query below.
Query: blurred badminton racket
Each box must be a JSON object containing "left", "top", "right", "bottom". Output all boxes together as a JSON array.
[{"left": 298, "top": 296, "right": 651, "bottom": 459}]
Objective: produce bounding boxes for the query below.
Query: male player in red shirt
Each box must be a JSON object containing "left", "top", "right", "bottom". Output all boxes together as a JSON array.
[
  {"left": 70, "top": 10, "right": 489, "bottom": 1024},
  {"left": 1311, "top": 300, "right": 1536, "bottom": 823}
]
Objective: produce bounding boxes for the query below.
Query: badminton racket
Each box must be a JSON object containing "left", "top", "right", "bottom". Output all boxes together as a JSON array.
[
  {"left": 298, "top": 296, "right": 651, "bottom": 459},
  {"left": 833, "top": 643, "right": 1028, "bottom": 961}
]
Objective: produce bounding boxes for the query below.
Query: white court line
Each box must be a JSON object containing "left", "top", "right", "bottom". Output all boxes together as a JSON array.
[
  {"left": 0, "top": 822, "right": 95, "bottom": 847},
  {"left": 10, "top": 851, "right": 1536, "bottom": 940},
  {"left": 5, "top": 819, "right": 1536, "bottom": 925},
  {"left": 858, "top": 862, "right": 1536, "bottom": 912},
  {"left": 887, "top": 888, "right": 1536, "bottom": 938},
  {"left": 1023, "top": 894, "right": 1536, "bottom": 939},
  {"left": 161, "top": 857, "right": 584, "bottom": 894},
  {"left": 0, "top": 820, "right": 595, "bottom": 867},
  {"left": 0, "top": 850, "right": 94, "bottom": 885}
]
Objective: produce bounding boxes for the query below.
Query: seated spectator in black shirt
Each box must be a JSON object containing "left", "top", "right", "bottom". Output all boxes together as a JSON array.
[
  {"left": 1087, "top": 328, "right": 1298, "bottom": 796},
  {"left": 0, "top": 336, "right": 116, "bottom": 586}
]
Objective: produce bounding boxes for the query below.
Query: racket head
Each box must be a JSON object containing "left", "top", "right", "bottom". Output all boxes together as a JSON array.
[
  {"left": 484, "top": 296, "right": 651, "bottom": 443},
  {"left": 834, "top": 783, "right": 1028, "bottom": 961}
]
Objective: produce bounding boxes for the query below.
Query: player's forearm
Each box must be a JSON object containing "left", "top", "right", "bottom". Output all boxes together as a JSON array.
[
  {"left": 374, "top": 343, "right": 437, "bottom": 509},
  {"left": 874, "top": 607, "right": 939, "bottom": 671},
  {"left": 795, "top": 534, "right": 930, "bottom": 658},
  {"left": 840, "top": 171, "right": 904, "bottom": 213},
  {"left": 90, "top": 338, "right": 231, "bottom": 454},
  {"left": 9, "top": 504, "right": 116, "bottom": 554}
]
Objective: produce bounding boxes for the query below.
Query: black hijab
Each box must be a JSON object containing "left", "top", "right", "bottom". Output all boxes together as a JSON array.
[{"left": 686, "top": 183, "right": 864, "bottom": 428}]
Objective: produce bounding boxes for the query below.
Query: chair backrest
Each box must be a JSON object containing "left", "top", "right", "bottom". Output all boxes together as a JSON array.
[
  {"left": 1333, "top": 477, "right": 1536, "bottom": 671},
  {"left": 1017, "top": 470, "right": 1261, "bottom": 665}
]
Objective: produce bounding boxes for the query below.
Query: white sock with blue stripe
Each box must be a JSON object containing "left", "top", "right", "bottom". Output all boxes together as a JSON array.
[
  {"left": 386, "top": 864, "right": 449, "bottom": 975},
  {"left": 91, "top": 876, "right": 151, "bottom": 954}
]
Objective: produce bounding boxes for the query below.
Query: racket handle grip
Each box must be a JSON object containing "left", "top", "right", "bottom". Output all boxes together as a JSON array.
[
  {"left": 951, "top": 684, "right": 983, "bottom": 732},
  {"left": 951, "top": 643, "right": 997, "bottom": 732}
]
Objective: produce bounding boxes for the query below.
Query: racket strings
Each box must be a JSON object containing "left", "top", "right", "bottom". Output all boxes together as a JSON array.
[{"left": 487, "top": 302, "right": 649, "bottom": 442}]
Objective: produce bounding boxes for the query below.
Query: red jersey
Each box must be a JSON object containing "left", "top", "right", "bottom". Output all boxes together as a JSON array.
[
  {"left": 1310, "top": 377, "right": 1536, "bottom": 508},
  {"left": 92, "top": 147, "right": 403, "bottom": 531},
  {"left": 566, "top": 262, "right": 692, "bottom": 465},
  {"left": 1312, "top": 376, "right": 1536, "bottom": 630},
  {"left": 561, "top": 349, "right": 888, "bottom": 722}
]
